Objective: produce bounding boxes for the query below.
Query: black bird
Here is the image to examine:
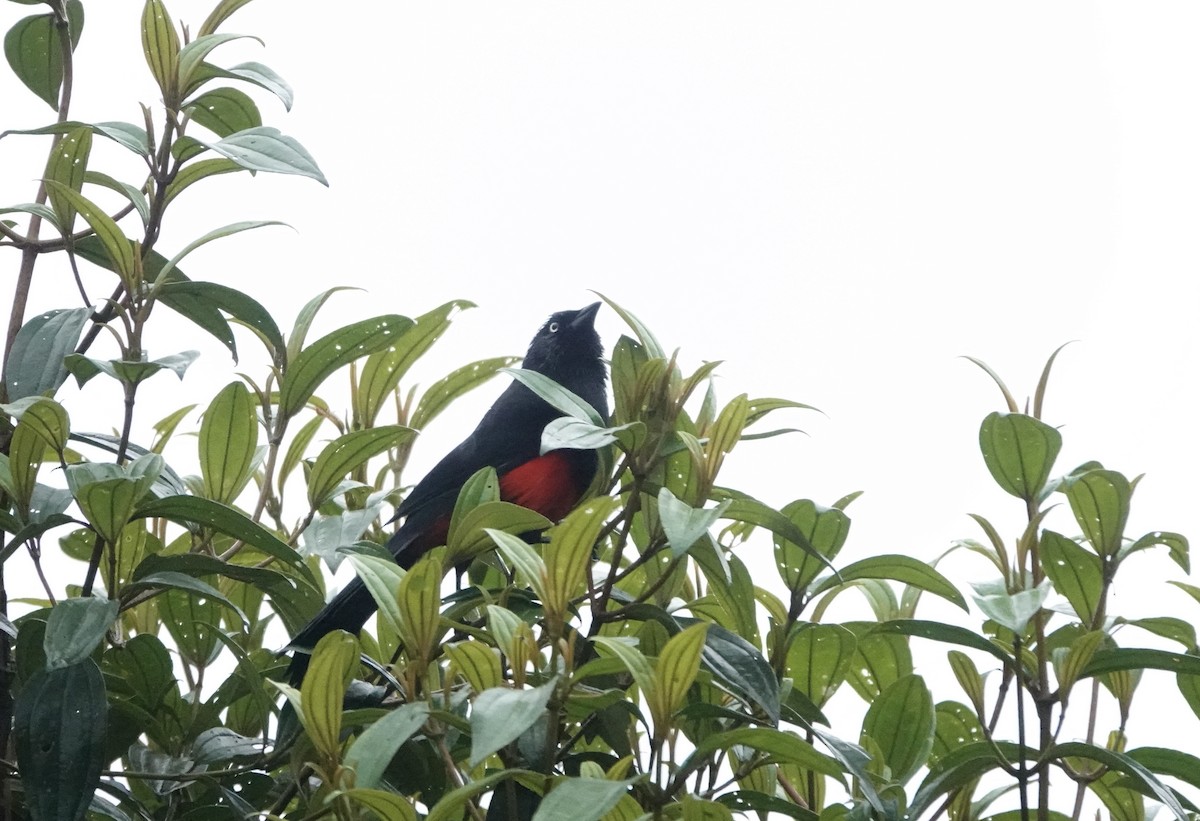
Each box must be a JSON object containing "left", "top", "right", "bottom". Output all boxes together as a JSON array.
[{"left": 288, "top": 302, "right": 607, "bottom": 677}]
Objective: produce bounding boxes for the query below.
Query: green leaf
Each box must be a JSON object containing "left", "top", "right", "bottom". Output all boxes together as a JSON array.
[
  {"left": 279, "top": 314, "right": 412, "bottom": 419},
  {"left": 411, "top": 356, "right": 522, "bottom": 430},
  {"left": 446, "top": 502, "right": 551, "bottom": 566},
  {"left": 14, "top": 659, "right": 106, "bottom": 821},
  {"left": 191, "top": 727, "right": 263, "bottom": 763},
  {"left": 396, "top": 550, "right": 445, "bottom": 661},
  {"left": 470, "top": 678, "right": 557, "bottom": 767},
  {"left": 843, "top": 623, "right": 914, "bottom": 700},
  {"left": 445, "top": 641, "right": 503, "bottom": 693},
  {"left": 1039, "top": 529, "right": 1103, "bottom": 624},
  {"left": 162, "top": 157, "right": 244, "bottom": 206},
  {"left": 44, "top": 597, "right": 117, "bottom": 668},
  {"left": 301, "top": 631, "right": 359, "bottom": 761},
  {"left": 597, "top": 292, "right": 664, "bottom": 358},
  {"left": 44, "top": 125, "right": 91, "bottom": 230},
  {"left": 700, "top": 622, "right": 781, "bottom": 723},
  {"left": 141, "top": 0, "right": 180, "bottom": 104},
  {"left": 1053, "top": 742, "right": 1188, "bottom": 821},
  {"left": 650, "top": 622, "right": 708, "bottom": 729},
  {"left": 971, "top": 578, "right": 1050, "bottom": 633},
  {"left": 786, "top": 624, "right": 856, "bottom": 708},
  {"left": 151, "top": 219, "right": 288, "bottom": 288},
  {"left": 1082, "top": 648, "right": 1200, "bottom": 679},
  {"left": 199, "top": 126, "right": 327, "bottom": 184},
  {"left": 199, "top": 381, "right": 258, "bottom": 504},
  {"left": 687, "top": 727, "right": 843, "bottom": 777},
  {"left": 344, "top": 702, "right": 430, "bottom": 789},
  {"left": 134, "top": 495, "right": 307, "bottom": 570},
  {"left": 307, "top": 425, "right": 415, "bottom": 509},
  {"left": 157, "top": 278, "right": 284, "bottom": 362},
  {"left": 774, "top": 498, "right": 850, "bottom": 592},
  {"left": 9, "top": 396, "right": 70, "bottom": 454},
  {"left": 84, "top": 170, "right": 149, "bottom": 226},
  {"left": 178, "top": 33, "right": 262, "bottom": 96},
  {"left": 1124, "top": 530, "right": 1189, "bottom": 573},
  {"left": 1054, "top": 630, "right": 1107, "bottom": 697},
  {"left": 2, "top": 307, "right": 88, "bottom": 400},
  {"left": 930, "top": 701, "right": 984, "bottom": 765},
  {"left": 343, "top": 790, "right": 418, "bottom": 821},
  {"left": 532, "top": 777, "right": 632, "bottom": 821},
  {"left": 64, "top": 351, "right": 199, "bottom": 388},
  {"left": 69, "top": 475, "right": 142, "bottom": 544},
  {"left": 354, "top": 299, "right": 474, "bottom": 427},
  {"left": 504, "top": 367, "right": 605, "bottom": 426},
  {"left": 43, "top": 181, "right": 135, "bottom": 284},
  {"left": 126, "top": 571, "right": 248, "bottom": 626},
  {"left": 221, "top": 60, "right": 294, "bottom": 108},
  {"left": 198, "top": 0, "right": 255, "bottom": 36},
  {"left": 722, "top": 497, "right": 829, "bottom": 569},
  {"left": 5, "top": 4, "right": 83, "bottom": 110},
  {"left": 592, "top": 636, "right": 655, "bottom": 695},
  {"left": 1062, "top": 469, "right": 1131, "bottom": 557},
  {"left": 539, "top": 417, "right": 634, "bottom": 455},
  {"left": 659, "top": 487, "right": 729, "bottom": 558},
  {"left": 908, "top": 741, "right": 1024, "bottom": 820},
  {"left": 1127, "top": 747, "right": 1200, "bottom": 796},
  {"left": 811, "top": 554, "right": 967, "bottom": 611},
  {"left": 341, "top": 546, "right": 406, "bottom": 637},
  {"left": 861, "top": 674, "right": 934, "bottom": 785},
  {"left": 487, "top": 528, "right": 548, "bottom": 603},
  {"left": 544, "top": 496, "right": 618, "bottom": 615},
  {"left": 978, "top": 412, "right": 1061, "bottom": 502}
]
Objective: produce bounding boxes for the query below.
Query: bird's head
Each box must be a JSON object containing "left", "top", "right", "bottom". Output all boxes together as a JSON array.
[{"left": 522, "top": 302, "right": 606, "bottom": 392}]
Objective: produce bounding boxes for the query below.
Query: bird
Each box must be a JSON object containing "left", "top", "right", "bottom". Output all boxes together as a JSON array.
[{"left": 287, "top": 302, "right": 608, "bottom": 680}]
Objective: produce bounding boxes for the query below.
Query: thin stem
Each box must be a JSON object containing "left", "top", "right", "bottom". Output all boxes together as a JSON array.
[{"left": 1015, "top": 636, "right": 1030, "bottom": 821}]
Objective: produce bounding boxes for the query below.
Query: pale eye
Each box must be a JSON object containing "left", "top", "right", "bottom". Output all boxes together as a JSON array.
[{"left": 548, "top": 322, "right": 560, "bottom": 333}]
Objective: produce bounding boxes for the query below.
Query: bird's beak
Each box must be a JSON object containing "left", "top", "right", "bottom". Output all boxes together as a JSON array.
[{"left": 572, "top": 301, "right": 601, "bottom": 329}]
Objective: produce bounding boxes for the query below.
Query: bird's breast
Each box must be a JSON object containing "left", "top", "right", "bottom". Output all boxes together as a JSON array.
[{"left": 498, "top": 450, "right": 593, "bottom": 522}]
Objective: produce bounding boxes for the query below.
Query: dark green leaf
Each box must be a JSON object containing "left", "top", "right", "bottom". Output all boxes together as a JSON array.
[
  {"left": 191, "top": 727, "right": 263, "bottom": 763},
  {"left": 126, "top": 571, "right": 248, "bottom": 626},
  {"left": 186, "top": 86, "right": 261, "bottom": 136},
  {"left": 344, "top": 702, "right": 431, "bottom": 789},
  {"left": 1082, "top": 648, "right": 1200, "bottom": 679},
  {"left": 930, "top": 701, "right": 985, "bottom": 765},
  {"left": 14, "top": 660, "right": 107, "bottom": 821},
  {"left": 1053, "top": 742, "right": 1187, "bottom": 821},
  {"left": 158, "top": 279, "right": 284, "bottom": 361},
  {"left": 687, "top": 727, "right": 843, "bottom": 777},
  {"left": 908, "top": 741, "right": 1024, "bottom": 820},
  {"left": 1127, "top": 747, "right": 1200, "bottom": 795},
  {"left": 690, "top": 621, "right": 780, "bottom": 723},
  {"left": 5, "top": 7, "right": 82, "bottom": 110},
  {"left": 44, "top": 596, "right": 117, "bottom": 668},
  {"left": 978, "top": 412, "right": 1061, "bottom": 502}
]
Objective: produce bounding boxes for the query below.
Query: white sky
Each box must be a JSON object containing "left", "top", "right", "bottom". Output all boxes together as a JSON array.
[{"left": 3, "top": 0, "right": 1199, "bottom": 808}]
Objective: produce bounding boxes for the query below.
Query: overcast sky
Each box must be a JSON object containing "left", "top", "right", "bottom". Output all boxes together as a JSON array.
[{"left": 3, "top": 0, "right": 1199, "bottom": 784}]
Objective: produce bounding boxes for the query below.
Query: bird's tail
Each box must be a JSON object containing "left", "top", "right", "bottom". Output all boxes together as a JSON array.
[{"left": 286, "top": 575, "right": 376, "bottom": 684}]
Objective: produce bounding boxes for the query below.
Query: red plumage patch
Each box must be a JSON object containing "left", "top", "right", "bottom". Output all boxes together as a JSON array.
[{"left": 498, "top": 451, "right": 582, "bottom": 522}]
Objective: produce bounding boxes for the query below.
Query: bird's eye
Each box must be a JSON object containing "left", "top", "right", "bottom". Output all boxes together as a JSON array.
[{"left": 548, "top": 322, "right": 560, "bottom": 333}]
